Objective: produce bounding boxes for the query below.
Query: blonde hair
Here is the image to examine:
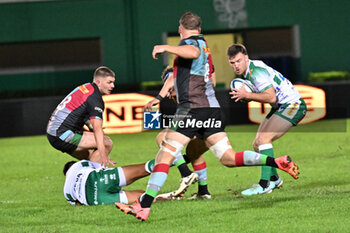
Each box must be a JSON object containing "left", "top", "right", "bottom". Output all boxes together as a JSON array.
[{"left": 94, "top": 66, "right": 115, "bottom": 79}]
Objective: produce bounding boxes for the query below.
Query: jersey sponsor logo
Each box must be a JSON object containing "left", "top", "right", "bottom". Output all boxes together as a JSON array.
[
  {"left": 93, "top": 181, "right": 98, "bottom": 205},
  {"left": 94, "top": 106, "right": 103, "bottom": 113},
  {"left": 281, "top": 102, "right": 299, "bottom": 119},
  {"left": 78, "top": 85, "right": 90, "bottom": 94},
  {"left": 202, "top": 45, "right": 211, "bottom": 54},
  {"left": 102, "top": 93, "right": 158, "bottom": 133},
  {"left": 248, "top": 85, "right": 326, "bottom": 124}
]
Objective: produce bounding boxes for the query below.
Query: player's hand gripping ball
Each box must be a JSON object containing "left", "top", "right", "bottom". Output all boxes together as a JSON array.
[{"left": 230, "top": 78, "right": 255, "bottom": 93}]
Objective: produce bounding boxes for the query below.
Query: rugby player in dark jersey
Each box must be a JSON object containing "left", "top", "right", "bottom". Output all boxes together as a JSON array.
[
  {"left": 144, "top": 66, "right": 214, "bottom": 200},
  {"left": 115, "top": 12, "right": 299, "bottom": 221},
  {"left": 47, "top": 66, "right": 116, "bottom": 167}
]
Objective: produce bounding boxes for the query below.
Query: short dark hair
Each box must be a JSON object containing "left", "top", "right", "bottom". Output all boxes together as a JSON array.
[
  {"left": 161, "top": 66, "right": 173, "bottom": 82},
  {"left": 94, "top": 66, "right": 115, "bottom": 79},
  {"left": 63, "top": 161, "right": 76, "bottom": 176},
  {"left": 227, "top": 44, "right": 248, "bottom": 58},
  {"left": 179, "top": 11, "right": 201, "bottom": 30}
]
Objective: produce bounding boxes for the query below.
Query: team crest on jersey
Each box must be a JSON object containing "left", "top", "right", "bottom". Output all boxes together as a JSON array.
[{"left": 202, "top": 45, "right": 211, "bottom": 54}]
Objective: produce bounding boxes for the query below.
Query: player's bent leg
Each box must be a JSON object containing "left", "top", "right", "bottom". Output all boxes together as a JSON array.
[
  {"left": 70, "top": 149, "right": 90, "bottom": 160},
  {"left": 252, "top": 118, "right": 269, "bottom": 152},
  {"left": 205, "top": 132, "right": 236, "bottom": 167},
  {"left": 123, "top": 190, "right": 145, "bottom": 204},
  {"left": 188, "top": 156, "right": 211, "bottom": 200},
  {"left": 173, "top": 152, "right": 192, "bottom": 176},
  {"left": 156, "top": 129, "right": 168, "bottom": 147},
  {"left": 121, "top": 163, "right": 152, "bottom": 186},
  {"left": 205, "top": 132, "right": 300, "bottom": 178},
  {"left": 73, "top": 131, "right": 114, "bottom": 163},
  {"left": 253, "top": 115, "right": 293, "bottom": 193},
  {"left": 159, "top": 131, "right": 190, "bottom": 158},
  {"left": 247, "top": 135, "right": 276, "bottom": 195},
  {"left": 186, "top": 138, "right": 209, "bottom": 160},
  {"left": 257, "top": 114, "right": 293, "bottom": 144},
  {"left": 139, "top": 131, "right": 190, "bottom": 212},
  {"left": 165, "top": 141, "right": 208, "bottom": 199},
  {"left": 185, "top": 142, "right": 211, "bottom": 198},
  {"left": 160, "top": 132, "right": 198, "bottom": 197},
  {"left": 75, "top": 131, "right": 99, "bottom": 150},
  {"left": 104, "top": 135, "right": 113, "bottom": 153},
  {"left": 158, "top": 130, "right": 194, "bottom": 179}
]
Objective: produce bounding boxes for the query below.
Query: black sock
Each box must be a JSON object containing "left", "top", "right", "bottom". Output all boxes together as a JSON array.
[
  {"left": 183, "top": 154, "right": 191, "bottom": 164},
  {"left": 198, "top": 184, "right": 210, "bottom": 195},
  {"left": 270, "top": 175, "right": 279, "bottom": 181},
  {"left": 140, "top": 194, "right": 154, "bottom": 208},
  {"left": 266, "top": 157, "right": 278, "bottom": 168},
  {"left": 259, "top": 179, "right": 269, "bottom": 189},
  {"left": 177, "top": 163, "right": 192, "bottom": 177}
]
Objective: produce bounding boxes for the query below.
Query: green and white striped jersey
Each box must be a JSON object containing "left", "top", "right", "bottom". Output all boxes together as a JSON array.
[{"left": 244, "top": 60, "right": 301, "bottom": 105}]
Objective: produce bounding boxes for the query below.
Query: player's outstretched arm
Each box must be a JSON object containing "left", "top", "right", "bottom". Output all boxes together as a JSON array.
[
  {"left": 152, "top": 45, "right": 200, "bottom": 59},
  {"left": 144, "top": 74, "right": 175, "bottom": 111},
  {"left": 90, "top": 118, "right": 115, "bottom": 167}
]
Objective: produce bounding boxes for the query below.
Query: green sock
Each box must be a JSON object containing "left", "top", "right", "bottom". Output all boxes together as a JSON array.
[{"left": 259, "top": 144, "right": 276, "bottom": 181}]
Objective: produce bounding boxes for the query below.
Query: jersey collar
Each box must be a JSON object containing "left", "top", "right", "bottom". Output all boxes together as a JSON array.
[{"left": 244, "top": 60, "right": 252, "bottom": 80}]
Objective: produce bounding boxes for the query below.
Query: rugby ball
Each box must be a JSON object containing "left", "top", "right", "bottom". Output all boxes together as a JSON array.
[{"left": 230, "top": 78, "right": 255, "bottom": 93}]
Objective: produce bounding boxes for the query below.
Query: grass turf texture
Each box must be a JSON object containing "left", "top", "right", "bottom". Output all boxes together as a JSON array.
[{"left": 1, "top": 119, "right": 349, "bottom": 233}]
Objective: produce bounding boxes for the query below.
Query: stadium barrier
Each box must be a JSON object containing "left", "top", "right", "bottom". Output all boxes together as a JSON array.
[{"left": 0, "top": 82, "right": 348, "bottom": 138}]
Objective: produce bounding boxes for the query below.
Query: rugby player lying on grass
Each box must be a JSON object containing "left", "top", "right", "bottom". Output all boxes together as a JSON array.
[{"left": 63, "top": 159, "right": 186, "bottom": 205}]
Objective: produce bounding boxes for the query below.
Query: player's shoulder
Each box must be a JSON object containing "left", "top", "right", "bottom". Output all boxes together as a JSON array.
[
  {"left": 77, "top": 83, "right": 96, "bottom": 95},
  {"left": 248, "top": 60, "right": 271, "bottom": 78},
  {"left": 85, "top": 83, "right": 103, "bottom": 102},
  {"left": 182, "top": 36, "right": 200, "bottom": 47}
]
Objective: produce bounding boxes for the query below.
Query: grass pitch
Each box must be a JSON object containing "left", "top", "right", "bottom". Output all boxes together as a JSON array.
[{"left": 1, "top": 119, "right": 349, "bottom": 233}]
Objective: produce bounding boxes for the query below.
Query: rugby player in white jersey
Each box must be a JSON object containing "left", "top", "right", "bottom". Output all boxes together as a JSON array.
[
  {"left": 228, "top": 44, "right": 307, "bottom": 195},
  {"left": 63, "top": 159, "right": 156, "bottom": 206}
]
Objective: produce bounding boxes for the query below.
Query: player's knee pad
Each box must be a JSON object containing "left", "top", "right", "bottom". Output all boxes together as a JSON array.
[
  {"left": 209, "top": 136, "right": 232, "bottom": 160},
  {"left": 160, "top": 138, "right": 184, "bottom": 157}
]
